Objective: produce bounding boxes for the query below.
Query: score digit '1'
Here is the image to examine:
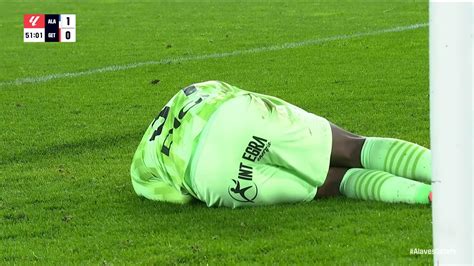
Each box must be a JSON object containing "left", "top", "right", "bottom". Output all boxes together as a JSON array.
[{"left": 60, "top": 14, "right": 76, "bottom": 42}]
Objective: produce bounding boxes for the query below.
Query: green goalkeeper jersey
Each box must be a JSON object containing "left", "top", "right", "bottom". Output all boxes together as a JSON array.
[{"left": 131, "top": 81, "right": 247, "bottom": 203}]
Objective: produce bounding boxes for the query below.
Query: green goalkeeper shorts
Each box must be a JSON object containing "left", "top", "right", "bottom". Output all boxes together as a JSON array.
[{"left": 188, "top": 93, "right": 332, "bottom": 208}]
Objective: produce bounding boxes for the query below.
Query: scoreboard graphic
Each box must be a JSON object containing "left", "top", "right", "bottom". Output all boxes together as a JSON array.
[{"left": 24, "top": 14, "right": 76, "bottom": 42}]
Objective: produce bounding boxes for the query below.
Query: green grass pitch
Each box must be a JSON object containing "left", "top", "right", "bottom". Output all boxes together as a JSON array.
[{"left": 0, "top": 0, "right": 432, "bottom": 264}]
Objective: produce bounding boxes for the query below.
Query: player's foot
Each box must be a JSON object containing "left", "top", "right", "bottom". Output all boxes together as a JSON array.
[{"left": 428, "top": 192, "right": 433, "bottom": 203}]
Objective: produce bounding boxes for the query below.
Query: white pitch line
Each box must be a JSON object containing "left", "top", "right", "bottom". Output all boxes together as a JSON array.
[{"left": 0, "top": 23, "right": 428, "bottom": 87}]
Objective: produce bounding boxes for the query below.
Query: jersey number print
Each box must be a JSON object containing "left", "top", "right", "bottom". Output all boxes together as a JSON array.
[{"left": 149, "top": 89, "right": 206, "bottom": 156}]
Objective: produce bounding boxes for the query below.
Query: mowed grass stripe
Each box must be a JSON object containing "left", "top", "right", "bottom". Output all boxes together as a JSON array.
[{"left": 0, "top": 23, "right": 428, "bottom": 87}]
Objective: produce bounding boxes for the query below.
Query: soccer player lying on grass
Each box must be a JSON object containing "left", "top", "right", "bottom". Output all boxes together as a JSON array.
[{"left": 131, "top": 81, "right": 432, "bottom": 208}]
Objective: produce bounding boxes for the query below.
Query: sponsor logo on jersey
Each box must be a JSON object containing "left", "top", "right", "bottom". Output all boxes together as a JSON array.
[
  {"left": 228, "top": 136, "right": 270, "bottom": 203},
  {"left": 242, "top": 136, "right": 271, "bottom": 162}
]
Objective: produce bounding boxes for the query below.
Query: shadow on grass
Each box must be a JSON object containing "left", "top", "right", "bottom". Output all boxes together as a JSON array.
[
  {"left": 124, "top": 192, "right": 431, "bottom": 229},
  {"left": 1, "top": 130, "right": 142, "bottom": 165}
]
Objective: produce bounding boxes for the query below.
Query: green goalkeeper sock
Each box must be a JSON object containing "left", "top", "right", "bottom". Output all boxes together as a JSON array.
[
  {"left": 339, "top": 168, "right": 431, "bottom": 204},
  {"left": 361, "top": 137, "right": 431, "bottom": 183}
]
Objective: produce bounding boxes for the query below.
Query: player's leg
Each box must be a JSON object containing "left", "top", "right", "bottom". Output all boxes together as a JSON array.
[
  {"left": 360, "top": 137, "right": 431, "bottom": 183},
  {"left": 338, "top": 168, "right": 431, "bottom": 204},
  {"left": 329, "top": 123, "right": 431, "bottom": 183},
  {"left": 316, "top": 166, "right": 431, "bottom": 204},
  {"left": 315, "top": 167, "right": 347, "bottom": 198},
  {"left": 329, "top": 123, "right": 365, "bottom": 168}
]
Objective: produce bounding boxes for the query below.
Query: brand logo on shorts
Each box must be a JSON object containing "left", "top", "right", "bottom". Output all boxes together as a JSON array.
[
  {"left": 228, "top": 179, "right": 258, "bottom": 203},
  {"left": 228, "top": 136, "right": 269, "bottom": 204}
]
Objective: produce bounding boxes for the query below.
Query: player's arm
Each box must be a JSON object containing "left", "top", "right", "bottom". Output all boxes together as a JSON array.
[{"left": 131, "top": 175, "right": 193, "bottom": 204}]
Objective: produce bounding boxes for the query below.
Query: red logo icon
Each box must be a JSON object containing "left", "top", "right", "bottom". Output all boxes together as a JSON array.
[{"left": 24, "top": 14, "right": 45, "bottom": 28}]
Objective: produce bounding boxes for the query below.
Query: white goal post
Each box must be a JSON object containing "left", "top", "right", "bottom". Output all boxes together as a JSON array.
[{"left": 430, "top": 1, "right": 473, "bottom": 265}]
